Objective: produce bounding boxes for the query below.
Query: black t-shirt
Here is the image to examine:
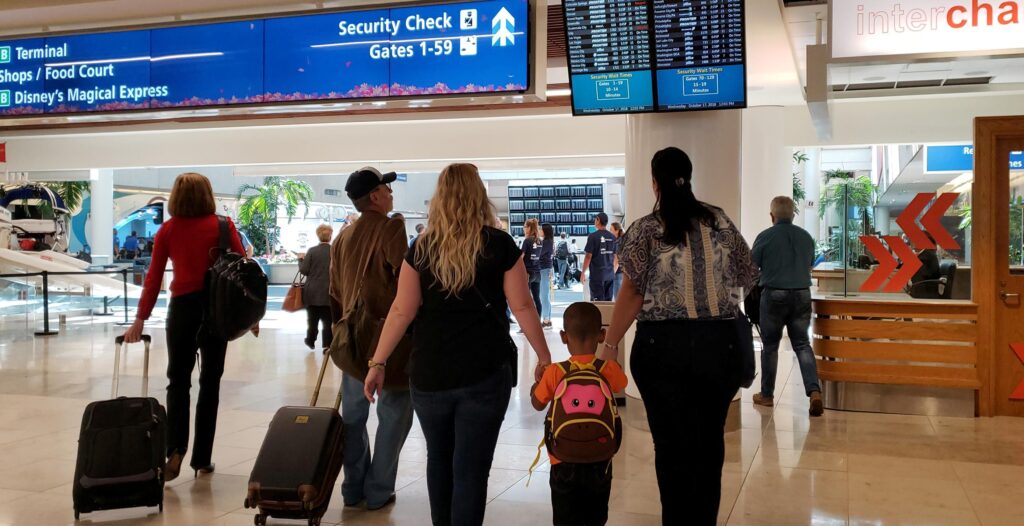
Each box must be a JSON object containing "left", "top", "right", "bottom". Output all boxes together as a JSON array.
[
  {"left": 585, "top": 229, "right": 617, "bottom": 282},
  {"left": 405, "top": 227, "right": 522, "bottom": 391},
  {"left": 522, "top": 236, "right": 540, "bottom": 273}
]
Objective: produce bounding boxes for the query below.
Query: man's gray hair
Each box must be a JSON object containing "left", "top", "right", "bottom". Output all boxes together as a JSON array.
[{"left": 770, "top": 196, "right": 797, "bottom": 221}]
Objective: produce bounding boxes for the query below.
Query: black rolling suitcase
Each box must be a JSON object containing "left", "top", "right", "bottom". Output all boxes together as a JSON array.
[
  {"left": 73, "top": 335, "right": 167, "bottom": 520},
  {"left": 244, "top": 349, "right": 344, "bottom": 526}
]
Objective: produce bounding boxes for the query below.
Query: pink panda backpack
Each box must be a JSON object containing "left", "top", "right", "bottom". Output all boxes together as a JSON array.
[{"left": 544, "top": 359, "right": 622, "bottom": 464}]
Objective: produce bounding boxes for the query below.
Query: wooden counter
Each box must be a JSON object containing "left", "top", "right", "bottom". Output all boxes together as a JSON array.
[
  {"left": 812, "top": 297, "right": 980, "bottom": 393},
  {"left": 813, "top": 267, "right": 972, "bottom": 299}
]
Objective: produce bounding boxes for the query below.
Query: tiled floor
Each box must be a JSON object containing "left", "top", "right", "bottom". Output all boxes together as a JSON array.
[{"left": 1, "top": 307, "right": 1023, "bottom": 525}]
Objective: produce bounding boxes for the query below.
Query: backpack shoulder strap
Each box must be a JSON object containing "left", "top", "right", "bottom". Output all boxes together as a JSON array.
[
  {"left": 593, "top": 358, "right": 606, "bottom": 373},
  {"left": 217, "top": 215, "right": 229, "bottom": 253}
]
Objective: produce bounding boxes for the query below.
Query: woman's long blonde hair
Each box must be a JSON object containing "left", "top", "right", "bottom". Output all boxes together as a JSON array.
[{"left": 415, "top": 163, "right": 497, "bottom": 294}]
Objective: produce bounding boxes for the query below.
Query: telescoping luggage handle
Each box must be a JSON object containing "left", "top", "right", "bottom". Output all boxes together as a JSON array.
[
  {"left": 113, "top": 335, "right": 151, "bottom": 399},
  {"left": 310, "top": 346, "right": 343, "bottom": 411}
]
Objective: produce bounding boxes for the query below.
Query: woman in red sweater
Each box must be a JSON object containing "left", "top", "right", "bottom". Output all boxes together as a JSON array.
[{"left": 123, "top": 172, "right": 245, "bottom": 481}]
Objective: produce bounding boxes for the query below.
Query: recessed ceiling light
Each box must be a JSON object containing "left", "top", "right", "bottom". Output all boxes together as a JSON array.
[
  {"left": 964, "top": 70, "right": 988, "bottom": 76},
  {"left": 864, "top": 76, "right": 886, "bottom": 81}
]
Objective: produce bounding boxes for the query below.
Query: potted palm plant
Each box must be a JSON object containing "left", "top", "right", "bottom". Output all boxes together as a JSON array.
[
  {"left": 237, "top": 177, "right": 313, "bottom": 284},
  {"left": 818, "top": 170, "right": 876, "bottom": 267}
]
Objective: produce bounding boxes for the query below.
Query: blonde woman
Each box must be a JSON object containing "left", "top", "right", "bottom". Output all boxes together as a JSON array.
[{"left": 364, "top": 163, "right": 552, "bottom": 525}]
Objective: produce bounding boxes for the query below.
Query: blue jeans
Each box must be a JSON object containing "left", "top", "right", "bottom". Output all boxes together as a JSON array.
[
  {"left": 555, "top": 259, "right": 569, "bottom": 288},
  {"left": 759, "top": 288, "right": 821, "bottom": 398},
  {"left": 341, "top": 374, "right": 414, "bottom": 507},
  {"left": 412, "top": 365, "right": 512, "bottom": 526},
  {"left": 539, "top": 267, "right": 552, "bottom": 320},
  {"left": 612, "top": 272, "right": 623, "bottom": 299}
]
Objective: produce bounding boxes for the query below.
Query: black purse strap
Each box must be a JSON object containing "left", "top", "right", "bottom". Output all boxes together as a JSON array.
[
  {"left": 217, "top": 215, "right": 230, "bottom": 253},
  {"left": 471, "top": 286, "right": 509, "bottom": 332}
]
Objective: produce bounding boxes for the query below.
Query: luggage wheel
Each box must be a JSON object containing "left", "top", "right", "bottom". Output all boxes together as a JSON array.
[
  {"left": 253, "top": 513, "right": 267, "bottom": 526},
  {"left": 74, "top": 510, "right": 80, "bottom": 521},
  {"left": 307, "top": 518, "right": 321, "bottom": 526}
]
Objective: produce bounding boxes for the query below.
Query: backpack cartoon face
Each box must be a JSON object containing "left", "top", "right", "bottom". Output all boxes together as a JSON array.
[{"left": 545, "top": 361, "right": 622, "bottom": 464}]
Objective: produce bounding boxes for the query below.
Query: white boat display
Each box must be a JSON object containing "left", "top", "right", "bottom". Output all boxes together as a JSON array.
[{"left": 0, "top": 248, "right": 141, "bottom": 297}]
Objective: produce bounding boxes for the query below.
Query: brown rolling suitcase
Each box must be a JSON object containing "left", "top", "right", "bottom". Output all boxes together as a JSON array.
[{"left": 244, "top": 350, "right": 344, "bottom": 526}]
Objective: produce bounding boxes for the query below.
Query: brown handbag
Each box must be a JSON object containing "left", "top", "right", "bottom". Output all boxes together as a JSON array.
[{"left": 282, "top": 271, "right": 305, "bottom": 312}]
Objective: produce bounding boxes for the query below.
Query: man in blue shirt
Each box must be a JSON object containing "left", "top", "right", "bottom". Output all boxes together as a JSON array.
[
  {"left": 123, "top": 231, "right": 140, "bottom": 259},
  {"left": 750, "top": 196, "right": 823, "bottom": 417},
  {"left": 581, "top": 212, "right": 617, "bottom": 301}
]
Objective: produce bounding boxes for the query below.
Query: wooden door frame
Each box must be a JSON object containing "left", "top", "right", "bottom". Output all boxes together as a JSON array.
[{"left": 974, "top": 116, "right": 1024, "bottom": 417}]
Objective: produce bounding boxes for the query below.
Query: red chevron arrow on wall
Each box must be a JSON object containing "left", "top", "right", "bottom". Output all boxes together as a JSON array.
[
  {"left": 896, "top": 193, "right": 935, "bottom": 249},
  {"left": 859, "top": 236, "right": 898, "bottom": 292},
  {"left": 883, "top": 236, "right": 922, "bottom": 293},
  {"left": 921, "top": 193, "right": 961, "bottom": 250}
]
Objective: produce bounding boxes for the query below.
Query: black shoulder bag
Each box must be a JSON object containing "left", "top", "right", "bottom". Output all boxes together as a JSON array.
[{"left": 471, "top": 287, "right": 519, "bottom": 388}]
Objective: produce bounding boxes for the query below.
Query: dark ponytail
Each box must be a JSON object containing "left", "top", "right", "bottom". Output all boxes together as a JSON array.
[{"left": 652, "top": 147, "right": 715, "bottom": 247}]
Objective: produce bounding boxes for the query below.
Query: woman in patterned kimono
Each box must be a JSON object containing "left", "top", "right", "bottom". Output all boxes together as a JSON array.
[{"left": 601, "top": 147, "right": 758, "bottom": 526}]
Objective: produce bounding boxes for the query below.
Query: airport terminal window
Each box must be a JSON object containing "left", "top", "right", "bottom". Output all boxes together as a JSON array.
[
  {"left": 1008, "top": 153, "right": 1024, "bottom": 275},
  {"left": 808, "top": 145, "right": 974, "bottom": 301}
]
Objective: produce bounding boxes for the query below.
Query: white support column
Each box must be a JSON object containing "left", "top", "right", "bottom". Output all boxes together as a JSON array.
[
  {"left": 874, "top": 206, "right": 891, "bottom": 236},
  {"left": 740, "top": 107, "right": 793, "bottom": 244},
  {"left": 803, "top": 148, "right": 823, "bottom": 239},
  {"left": 621, "top": 111, "right": 743, "bottom": 411},
  {"left": 89, "top": 169, "right": 114, "bottom": 263}
]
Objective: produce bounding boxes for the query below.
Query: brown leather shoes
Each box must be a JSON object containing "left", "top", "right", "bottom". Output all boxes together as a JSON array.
[
  {"left": 809, "top": 391, "right": 824, "bottom": 417},
  {"left": 165, "top": 451, "right": 183, "bottom": 482},
  {"left": 752, "top": 393, "right": 774, "bottom": 407}
]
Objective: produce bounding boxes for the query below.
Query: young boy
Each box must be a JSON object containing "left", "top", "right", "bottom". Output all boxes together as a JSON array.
[{"left": 531, "top": 302, "right": 628, "bottom": 526}]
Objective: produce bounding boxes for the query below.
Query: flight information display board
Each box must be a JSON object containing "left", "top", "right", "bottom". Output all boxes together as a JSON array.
[
  {"left": 652, "top": 0, "right": 745, "bottom": 111},
  {"left": 563, "top": 0, "right": 654, "bottom": 115},
  {"left": 0, "top": 0, "right": 529, "bottom": 117},
  {"left": 562, "top": 0, "right": 746, "bottom": 115}
]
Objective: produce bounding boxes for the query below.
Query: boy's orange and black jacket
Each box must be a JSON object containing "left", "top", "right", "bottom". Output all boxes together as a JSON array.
[{"left": 532, "top": 355, "right": 628, "bottom": 464}]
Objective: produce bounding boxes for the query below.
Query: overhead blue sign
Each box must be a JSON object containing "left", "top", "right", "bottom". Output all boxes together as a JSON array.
[
  {"left": 0, "top": 0, "right": 529, "bottom": 117},
  {"left": 925, "top": 145, "right": 1024, "bottom": 173}
]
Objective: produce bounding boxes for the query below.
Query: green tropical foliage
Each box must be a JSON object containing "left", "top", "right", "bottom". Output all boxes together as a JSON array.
[
  {"left": 818, "top": 173, "right": 875, "bottom": 220},
  {"left": 818, "top": 172, "right": 876, "bottom": 265},
  {"left": 792, "top": 151, "right": 809, "bottom": 204},
  {"left": 237, "top": 178, "right": 314, "bottom": 257},
  {"left": 46, "top": 181, "right": 91, "bottom": 213},
  {"left": 960, "top": 197, "right": 1024, "bottom": 264}
]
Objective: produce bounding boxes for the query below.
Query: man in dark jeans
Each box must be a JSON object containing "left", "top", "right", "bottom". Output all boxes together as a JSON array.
[{"left": 750, "top": 196, "right": 823, "bottom": 417}]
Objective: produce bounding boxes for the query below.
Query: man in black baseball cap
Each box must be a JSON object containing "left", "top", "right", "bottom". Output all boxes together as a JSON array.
[
  {"left": 330, "top": 165, "right": 413, "bottom": 510},
  {"left": 346, "top": 166, "right": 398, "bottom": 202}
]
